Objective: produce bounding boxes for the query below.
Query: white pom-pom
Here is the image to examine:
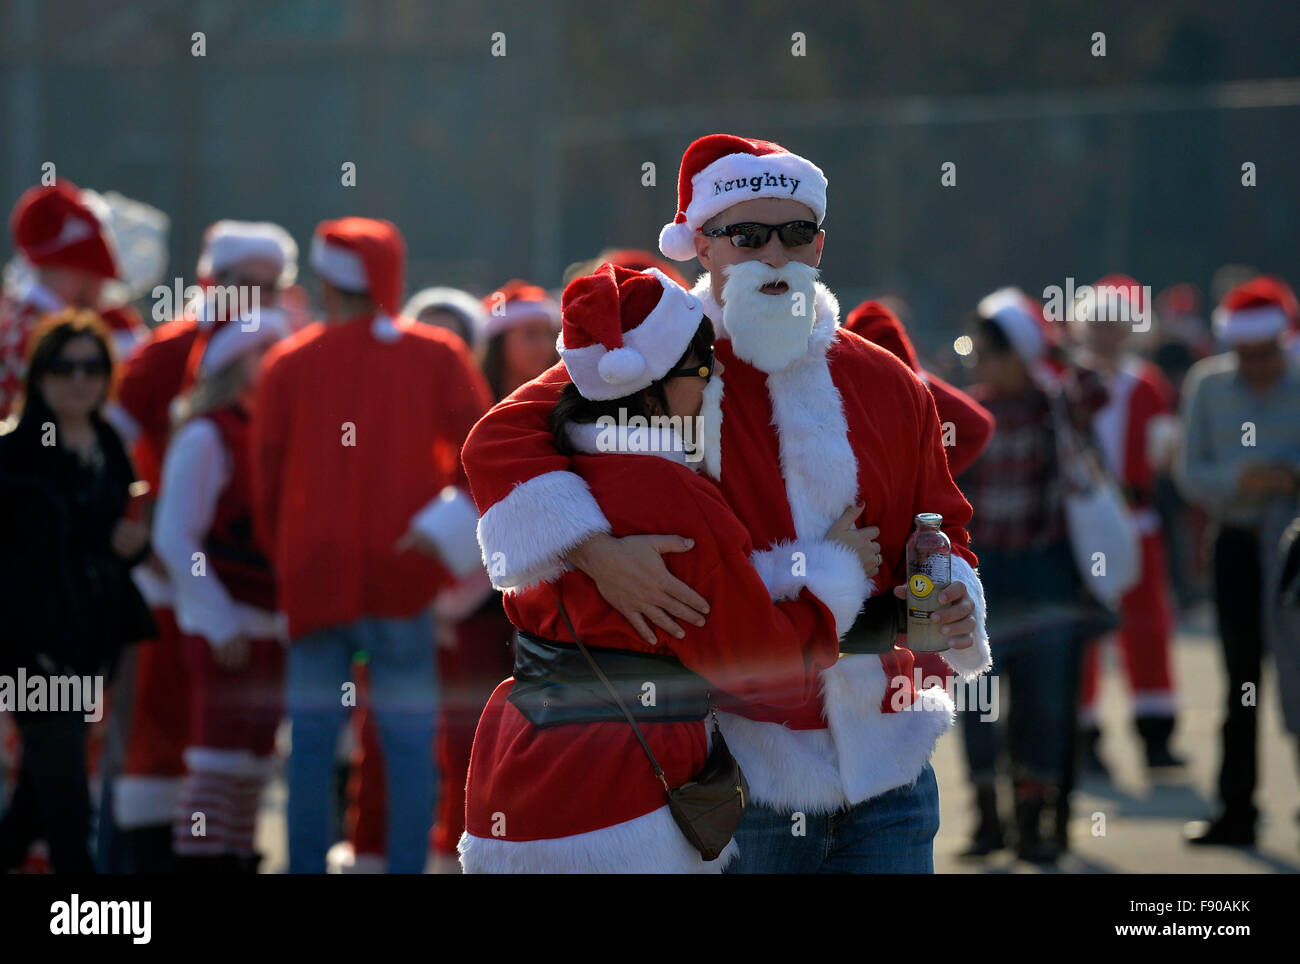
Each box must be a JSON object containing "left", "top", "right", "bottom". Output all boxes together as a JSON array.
[
  {"left": 658, "top": 221, "right": 697, "bottom": 262},
  {"left": 598, "top": 347, "right": 646, "bottom": 386}
]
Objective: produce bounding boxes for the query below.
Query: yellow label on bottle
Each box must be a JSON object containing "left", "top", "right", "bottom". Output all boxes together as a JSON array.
[{"left": 909, "top": 573, "right": 934, "bottom": 598}]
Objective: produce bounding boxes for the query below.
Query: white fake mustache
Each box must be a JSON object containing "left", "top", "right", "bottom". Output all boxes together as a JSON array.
[{"left": 719, "top": 260, "right": 820, "bottom": 373}]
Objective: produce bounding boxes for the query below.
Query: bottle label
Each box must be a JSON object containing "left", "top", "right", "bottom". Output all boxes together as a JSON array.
[{"left": 908, "top": 573, "right": 935, "bottom": 598}]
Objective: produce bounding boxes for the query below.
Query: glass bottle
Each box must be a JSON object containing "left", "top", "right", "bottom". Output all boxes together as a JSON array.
[{"left": 905, "top": 512, "right": 951, "bottom": 652}]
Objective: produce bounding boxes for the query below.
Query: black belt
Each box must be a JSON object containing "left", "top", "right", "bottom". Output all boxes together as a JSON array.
[
  {"left": 838, "top": 592, "right": 906, "bottom": 655},
  {"left": 507, "top": 629, "right": 711, "bottom": 728}
]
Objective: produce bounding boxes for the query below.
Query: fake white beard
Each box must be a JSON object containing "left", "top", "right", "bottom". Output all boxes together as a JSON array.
[{"left": 719, "top": 260, "right": 820, "bottom": 373}]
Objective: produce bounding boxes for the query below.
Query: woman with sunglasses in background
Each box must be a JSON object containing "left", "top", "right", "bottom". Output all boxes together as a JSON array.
[{"left": 0, "top": 309, "right": 155, "bottom": 874}]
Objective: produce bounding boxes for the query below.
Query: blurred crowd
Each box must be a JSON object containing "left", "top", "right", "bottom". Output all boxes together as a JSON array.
[{"left": 0, "top": 175, "right": 1298, "bottom": 873}]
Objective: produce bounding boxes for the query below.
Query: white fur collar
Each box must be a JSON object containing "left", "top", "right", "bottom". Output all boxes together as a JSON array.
[
  {"left": 565, "top": 420, "right": 697, "bottom": 469},
  {"left": 690, "top": 272, "right": 841, "bottom": 362}
]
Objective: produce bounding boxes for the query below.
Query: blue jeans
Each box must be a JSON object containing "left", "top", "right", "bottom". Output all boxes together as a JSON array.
[
  {"left": 286, "top": 609, "right": 436, "bottom": 874},
  {"left": 726, "top": 763, "right": 940, "bottom": 873}
]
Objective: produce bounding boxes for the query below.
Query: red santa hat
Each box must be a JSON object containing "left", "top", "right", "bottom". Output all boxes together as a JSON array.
[
  {"left": 600, "top": 249, "right": 690, "bottom": 288},
  {"left": 481, "top": 280, "right": 561, "bottom": 341},
  {"left": 197, "top": 220, "right": 298, "bottom": 288},
  {"left": 309, "top": 217, "right": 405, "bottom": 316},
  {"left": 10, "top": 180, "right": 119, "bottom": 279},
  {"left": 558, "top": 263, "right": 705, "bottom": 401},
  {"left": 658, "top": 134, "right": 828, "bottom": 262},
  {"left": 1212, "top": 275, "right": 1299, "bottom": 345},
  {"left": 843, "top": 300, "right": 922, "bottom": 371}
]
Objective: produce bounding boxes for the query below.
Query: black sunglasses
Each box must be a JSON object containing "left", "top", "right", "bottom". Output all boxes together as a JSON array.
[
  {"left": 664, "top": 344, "right": 716, "bottom": 381},
  {"left": 700, "top": 220, "right": 820, "bottom": 249},
  {"left": 48, "top": 357, "right": 109, "bottom": 377}
]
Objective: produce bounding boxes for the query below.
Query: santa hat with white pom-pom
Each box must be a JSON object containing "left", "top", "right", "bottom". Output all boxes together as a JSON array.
[
  {"left": 658, "top": 133, "right": 828, "bottom": 262},
  {"left": 558, "top": 262, "right": 705, "bottom": 401}
]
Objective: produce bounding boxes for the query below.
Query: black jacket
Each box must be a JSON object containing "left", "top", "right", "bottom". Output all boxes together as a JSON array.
[{"left": 0, "top": 413, "right": 156, "bottom": 681}]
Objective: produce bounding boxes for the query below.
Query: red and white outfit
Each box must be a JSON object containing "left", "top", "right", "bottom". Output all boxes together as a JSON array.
[
  {"left": 0, "top": 180, "right": 122, "bottom": 418},
  {"left": 113, "top": 223, "right": 298, "bottom": 836},
  {"left": 253, "top": 218, "right": 493, "bottom": 640},
  {"left": 460, "top": 264, "right": 859, "bottom": 872},
  {"left": 462, "top": 135, "right": 992, "bottom": 831},
  {"left": 1075, "top": 278, "right": 1180, "bottom": 726}
]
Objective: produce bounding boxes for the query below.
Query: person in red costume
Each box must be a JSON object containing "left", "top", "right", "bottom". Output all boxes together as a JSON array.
[
  {"left": 462, "top": 263, "right": 879, "bottom": 872},
  {"left": 111, "top": 221, "right": 296, "bottom": 873},
  {"left": 0, "top": 181, "right": 122, "bottom": 420},
  {"left": 461, "top": 134, "right": 991, "bottom": 874},
  {"left": 252, "top": 217, "right": 492, "bottom": 874},
  {"left": 1069, "top": 275, "right": 1184, "bottom": 775}
]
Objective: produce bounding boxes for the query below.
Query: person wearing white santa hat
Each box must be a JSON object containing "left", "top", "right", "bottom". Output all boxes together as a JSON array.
[
  {"left": 460, "top": 262, "right": 882, "bottom": 873},
  {"left": 402, "top": 286, "right": 487, "bottom": 352},
  {"left": 1068, "top": 275, "right": 1184, "bottom": 777},
  {"left": 461, "top": 134, "right": 990, "bottom": 874},
  {"left": 253, "top": 216, "right": 493, "bottom": 873},
  {"left": 0, "top": 180, "right": 122, "bottom": 420},
  {"left": 110, "top": 219, "right": 297, "bottom": 873},
  {"left": 1177, "top": 274, "right": 1300, "bottom": 848},
  {"left": 151, "top": 309, "right": 291, "bottom": 873}
]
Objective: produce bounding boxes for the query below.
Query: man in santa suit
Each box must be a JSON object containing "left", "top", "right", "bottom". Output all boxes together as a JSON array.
[
  {"left": 1069, "top": 275, "right": 1184, "bottom": 774},
  {"left": 110, "top": 221, "right": 298, "bottom": 871},
  {"left": 252, "top": 217, "right": 493, "bottom": 873},
  {"left": 461, "top": 134, "right": 991, "bottom": 873},
  {"left": 0, "top": 180, "right": 123, "bottom": 420}
]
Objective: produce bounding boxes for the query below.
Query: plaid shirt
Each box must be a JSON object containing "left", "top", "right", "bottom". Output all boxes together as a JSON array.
[{"left": 960, "top": 383, "right": 1066, "bottom": 553}]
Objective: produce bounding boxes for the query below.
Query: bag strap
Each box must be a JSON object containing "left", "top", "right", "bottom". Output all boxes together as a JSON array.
[{"left": 554, "top": 587, "right": 671, "bottom": 792}]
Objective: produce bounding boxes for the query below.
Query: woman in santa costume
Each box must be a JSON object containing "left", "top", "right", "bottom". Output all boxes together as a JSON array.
[
  {"left": 152, "top": 309, "right": 290, "bottom": 873},
  {"left": 1069, "top": 275, "right": 1184, "bottom": 775},
  {"left": 461, "top": 262, "right": 880, "bottom": 873},
  {"left": 461, "top": 134, "right": 991, "bottom": 874},
  {"left": 112, "top": 221, "right": 297, "bottom": 873}
]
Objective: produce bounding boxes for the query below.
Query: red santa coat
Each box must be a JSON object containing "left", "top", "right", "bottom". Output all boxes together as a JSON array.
[
  {"left": 252, "top": 313, "right": 493, "bottom": 639},
  {"left": 0, "top": 282, "right": 64, "bottom": 418},
  {"left": 461, "top": 275, "right": 991, "bottom": 815},
  {"left": 460, "top": 428, "right": 853, "bottom": 873}
]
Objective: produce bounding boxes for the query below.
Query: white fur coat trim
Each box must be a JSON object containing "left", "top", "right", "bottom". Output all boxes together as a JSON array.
[
  {"left": 939, "top": 553, "right": 991, "bottom": 679},
  {"left": 476, "top": 470, "right": 611, "bottom": 591},
  {"left": 457, "top": 805, "right": 738, "bottom": 874},
  {"left": 691, "top": 273, "right": 857, "bottom": 544},
  {"left": 182, "top": 746, "right": 277, "bottom": 779},
  {"left": 714, "top": 711, "right": 848, "bottom": 813},
  {"left": 411, "top": 485, "right": 485, "bottom": 579},
  {"left": 819, "top": 654, "right": 954, "bottom": 804},
  {"left": 113, "top": 775, "right": 183, "bottom": 829},
  {"left": 749, "top": 539, "right": 871, "bottom": 638}
]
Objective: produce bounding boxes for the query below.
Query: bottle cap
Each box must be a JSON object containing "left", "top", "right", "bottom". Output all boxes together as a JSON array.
[{"left": 914, "top": 512, "right": 943, "bottom": 528}]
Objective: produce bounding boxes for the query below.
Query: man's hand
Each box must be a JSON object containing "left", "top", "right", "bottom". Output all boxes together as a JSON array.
[
  {"left": 826, "top": 503, "right": 881, "bottom": 578},
  {"left": 566, "top": 532, "right": 709, "bottom": 644},
  {"left": 893, "top": 580, "right": 976, "bottom": 650}
]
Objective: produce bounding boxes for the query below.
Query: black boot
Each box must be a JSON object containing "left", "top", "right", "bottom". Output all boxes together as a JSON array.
[
  {"left": 1014, "top": 780, "right": 1060, "bottom": 864},
  {"left": 1184, "top": 807, "right": 1256, "bottom": 847},
  {"left": 1078, "top": 725, "right": 1111, "bottom": 779},
  {"left": 1136, "top": 715, "right": 1186, "bottom": 770},
  {"left": 958, "top": 782, "right": 1004, "bottom": 859}
]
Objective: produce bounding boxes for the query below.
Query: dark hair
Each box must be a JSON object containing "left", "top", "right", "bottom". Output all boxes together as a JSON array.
[
  {"left": 482, "top": 333, "right": 508, "bottom": 401},
  {"left": 16, "top": 308, "right": 115, "bottom": 431},
  {"left": 550, "top": 317, "right": 714, "bottom": 455},
  {"left": 971, "top": 314, "right": 1013, "bottom": 355}
]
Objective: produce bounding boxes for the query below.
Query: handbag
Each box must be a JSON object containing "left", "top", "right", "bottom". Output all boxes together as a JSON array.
[
  {"left": 1047, "top": 389, "right": 1141, "bottom": 610},
  {"left": 554, "top": 591, "right": 749, "bottom": 861}
]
